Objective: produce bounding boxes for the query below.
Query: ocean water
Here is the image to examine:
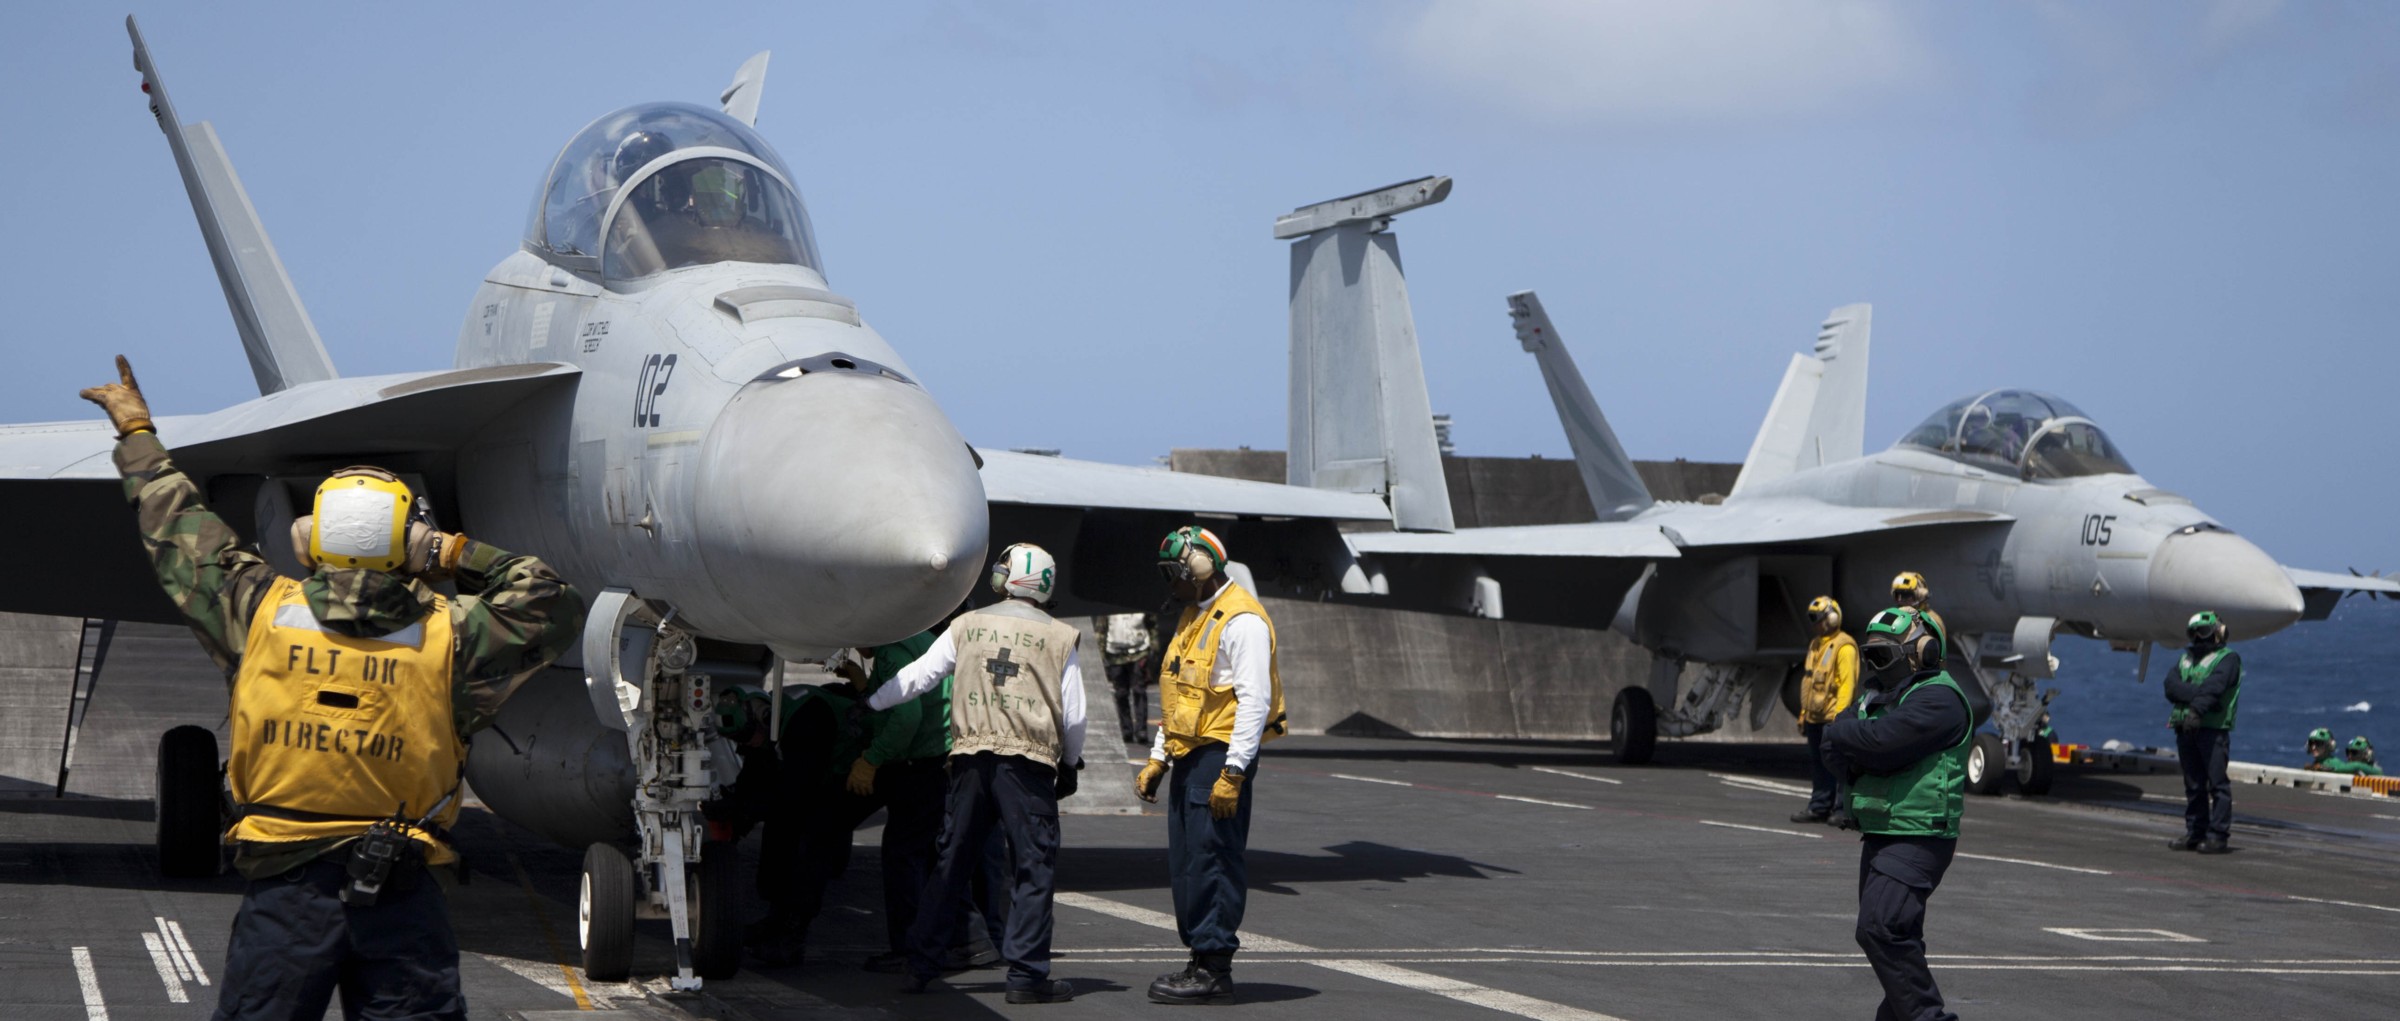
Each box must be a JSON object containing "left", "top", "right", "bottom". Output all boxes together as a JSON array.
[{"left": 2046, "top": 597, "right": 2395, "bottom": 767}]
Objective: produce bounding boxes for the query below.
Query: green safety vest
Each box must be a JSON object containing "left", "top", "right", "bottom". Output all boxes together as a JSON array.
[
  {"left": 1848, "top": 673, "right": 1971, "bottom": 839},
  {"left": 2176, "top": 649, "right": 2239, "bottom": 730}
]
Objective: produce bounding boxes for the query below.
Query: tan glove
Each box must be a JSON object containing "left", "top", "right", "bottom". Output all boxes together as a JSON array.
[
  {"left": 1209, "top": 768, "right": 1244, "bottom": 819},
  {"left": 846, "top": 756, "right": 879, "bottom": 796},
  {"left": 78, "top": 355, "right": 154, "bottom": 438},
  {"left": 397, "top": 522, "right": 469, "bottom": 579},
  {"left": 290, "top": 516, "right": 318, "bottom": 571},
  {"left": 1134, "top": 759, "right": 1166, "bottom": 803}
]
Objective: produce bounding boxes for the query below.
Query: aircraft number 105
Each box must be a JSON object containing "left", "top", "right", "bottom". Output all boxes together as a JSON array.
[
  {"left": 2079, "top": 514, "right": 2116, "bottom": 546},
  {"left": 634, "top": 353, "right": 677, "bottom": 427}
]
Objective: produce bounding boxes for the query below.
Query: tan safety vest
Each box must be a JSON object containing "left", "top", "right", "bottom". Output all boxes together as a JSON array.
[
  {"left": 1798, "top": 631, "right": 1858, "bottom": 724},
  {"left": 948, "top": 601, "right": 1078, "bottom": 767},
  {"left": 228, "top": 577, "right": 463, "bottom": 863},
  {"left": 1159, "top": 583, "right": 1287, "bottom": 760}
]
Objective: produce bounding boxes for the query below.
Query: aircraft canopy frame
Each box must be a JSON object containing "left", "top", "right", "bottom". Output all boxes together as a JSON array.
[
  {"left": 1897, "top": 388, "right": 2136, "bottom": 480},
  {"left": 525, "top": 102, "right": 820, "bottom": 278}
]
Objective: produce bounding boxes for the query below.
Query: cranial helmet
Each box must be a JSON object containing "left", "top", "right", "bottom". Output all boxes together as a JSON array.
[
  {"left": 2309, "top": 727, "right": 2335, "bottom": 745},
  {"left": 1156, "top": 526, "right": 1227, "bottom": 585},
  {"left": 1859, "top": 607, "right": 1937, "bottom": 676},
  {"left": 1806, "top": 595, "right": 1843, "bottom": 632},
  {"left": 1891, "top": 571, "right": 1929, "bottom": 604},
  {"left": 2348, "top": 735, "right": 2376, "bottom": 760},
  {"left": 2186, "top": 610, "right": 2226, "bottom": 646},
  {"left": 989, "top": 542, "right": 1057, "bottom": 604},
  {"left": 307, "top": 467, "right": 418, "bottom": 572}
]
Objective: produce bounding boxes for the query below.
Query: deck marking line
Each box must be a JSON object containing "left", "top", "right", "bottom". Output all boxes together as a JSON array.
[
  {"left": 151, "top": 918, "right": 193, "bottom": 981},
  {"left": 1494, "top": 794, "right": 1594, "bottom": 810},
  {"left": 70, "top": 946, "right": 108, "bottom": 1021},
  {"left": 1707, "top": 773, "right": 1815, "bottom": 796},
  {"left": 505, "top": 850, "right": 595, "bottom": 1009},
  {"left": 161, "top": 917, "right": 209, "bottom": 984},
  {"left": 1313, "top": 958, "right": 1631, "bottom": 1021},
  {"left": 1529, "top": 767, "right": 1622, "bottom": 785},
  {"left": 140, "top": 932, "right": 188, "bottom": 1003},
  {"left": 2044, "top": 927, "right": 2205, "bottom": 943},
  {"left": 1700, "top": 819, "right": 1823, "bottom": 838},
  {"left": 1328, "top": 773, "right": 1415, "bottom": 787},
  {"left": 2285, "top": 894, "right": 2400, "bottom": 916},
  {"left": 1056, "top": 892, "right": 1629, "bottom": 1019},
  {"left": 1957, "top": 852, "right": 2110, "bottom": 875}
]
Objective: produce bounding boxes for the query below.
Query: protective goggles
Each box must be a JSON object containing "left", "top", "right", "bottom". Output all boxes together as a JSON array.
[{"left": 1860, "top": 640, "right": 1909, "bottom": 672}]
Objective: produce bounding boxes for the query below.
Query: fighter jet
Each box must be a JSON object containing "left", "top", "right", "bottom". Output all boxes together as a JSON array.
[
  {"left": 1274, "top": 191, "right": 2400, "bottom": 790},
  {"left": 0, "top": 20, "right": 1396, "bottom": 988}
]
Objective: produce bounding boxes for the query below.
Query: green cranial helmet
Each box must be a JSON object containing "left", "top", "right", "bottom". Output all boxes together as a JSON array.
[
  {"left": 1859, "top": 607, "right": 1934, "bottom": 674},
  {"left": 2349, "top": 735, "right": 2375, "bottom": 755},
  {"left": 2186, "top": 610, "right": 2225, "bottom": 644},
  {"left": 2309, "top": 727, "right": 2335, "bottom": 744}
]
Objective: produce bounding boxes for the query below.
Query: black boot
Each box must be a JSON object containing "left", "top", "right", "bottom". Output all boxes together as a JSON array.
[
  {"left": 1007, "top": 979, "right": 1077, "bottom": 1003},
  {"left": 1148, "top": 954, "right": 1234, "bottom": 1004}
]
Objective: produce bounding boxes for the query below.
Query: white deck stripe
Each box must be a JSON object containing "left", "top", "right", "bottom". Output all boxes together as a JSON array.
[
  {"left": 2285, "top": 894, "right": 2400, "bottom": 915},
  {"left": 1957, "top": 852, "right": 2110, "bottom": 875},
  {"left": 1494, "top": 794, "right": 1593, "bottom": 810},
  {"left": 1707, "top": 773, "right": 1816, "bottom": 795},
  {"left": 1056, "top": 892, "right": 1629, "bottom": 1018},
  {"left": 1314, "top": 959, "right": 1631, "bottom": 1021},
  {"left": 70, "top": 947, "right": 108, "bottom": 1020},
  {"left": 150, "top": 918, "right": 191, "bottom": 980},
  {"left": 140, "top": 933, "right": 187, "bottom": 1004},
  {"left": 164, "top": 919, "right": 208, "bottom": 985},
  {"left": 1529, "top": 767, "right": 1622, "bottom": 785},
  {"left": 1327, "top": 773, "right": 1414, "bottom": 787},
  {"left": 1700, "top": 820, "right": 1823, "bottom": 838}
]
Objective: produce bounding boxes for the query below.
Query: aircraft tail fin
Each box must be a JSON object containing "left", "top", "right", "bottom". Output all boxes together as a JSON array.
[
  {"left": 1279, "top": 178, "right": 1456, "bottom": 533},
  {"left": 1730, "top": 304, "right": 1870, "bottom": 496},
  {"left": 127, "top": 16, "right": 336, "bottom": 396},
  {"left": 720, "top": 51, "right": 770, "bottom": 126},
  {"left": 1507, "top": 291, "right": 1652, "bottom": 521}
]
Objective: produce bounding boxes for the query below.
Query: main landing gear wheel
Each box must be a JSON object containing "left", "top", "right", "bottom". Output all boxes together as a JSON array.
[
  {"left": 580, "top": 843, "right": 636, "bottom": 982},
  {"left": 1964, "top": 732, "right": 2006, "bottom": 796},
  {"left": 1612, "top": 687, "right": 1658, "bottom": 766},
  {"left": 155, "top": 725, "right": 223, "bottom": 878},
  {"left": 691, "top": 840, "right": 744, "bottom": 980},
  {"left": 2016, "top": 738, "right": 2055, "bottom": 796}
]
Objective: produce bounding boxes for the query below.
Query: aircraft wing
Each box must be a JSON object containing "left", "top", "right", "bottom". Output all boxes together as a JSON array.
[
  {"left": 979, "top": 450, "right": 1390, "bottom": 615},
  {"left": 0, "top": 364, "right": 580, "bottom": 624},
  {"left": 2286, "top": 566, "right": 2400, "bottom": 621},
  {"left": 1656, "top": 501, "right": 2010, "bottom": 548}
]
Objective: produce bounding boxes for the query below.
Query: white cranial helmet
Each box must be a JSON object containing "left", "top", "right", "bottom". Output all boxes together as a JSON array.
[{"left": 989, "top": 542, "right": 1057, "bottom": 604}]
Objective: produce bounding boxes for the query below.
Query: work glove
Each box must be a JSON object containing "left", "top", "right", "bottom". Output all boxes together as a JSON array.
[
  {"left": 1209, "top": 768, "right": 1244, "bottom": 819},
  {"left": 1134, "top": 759, "right": 1166, "bottom": 803},
  {"left": 1055, "top": 759, "right": 1082, "bottom": 800},
  {"left": 845, "top": 756, "right": 878, "bottom": 796},
  {"left": 78, "top": 355, "right": 154, "bottom": 439}
]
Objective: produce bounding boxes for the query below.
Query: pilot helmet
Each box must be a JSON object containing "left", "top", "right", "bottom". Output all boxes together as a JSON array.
[
  {"left": 1805, "top": 595, "right": 1842, "bottom": 632},
  {"left": 689, "top": 163, "right": 749, "bottom": 229},
  {"left": 1156, "top": 526, "right": 1226, "bottom": 586},
  {"left": 989, "top": 542, "right": 1057, "bottom": 604},
  {"left": 612, "top": 130, "right": 674, "bottom": 185}
]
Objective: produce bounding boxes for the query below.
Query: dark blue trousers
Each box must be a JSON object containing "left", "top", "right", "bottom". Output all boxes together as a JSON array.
[
  {"left": 1856, "top": 836, "right": 1958, "bottom": 1021},
  {"left": 906, "top": 753, "right": 1060, "bottom": 990},
  {"left": 213, "top": 857, "right": 462, "bottom": 1021},
  {"left": 1167, "top": 743, "right": 1254, "bottom": 957},
  {"left": 1804, "top": 722, "right": 1847, "bottom": 818},
  {"left": 2176, "top": 726, "right": 2233, "bottom": 842}
]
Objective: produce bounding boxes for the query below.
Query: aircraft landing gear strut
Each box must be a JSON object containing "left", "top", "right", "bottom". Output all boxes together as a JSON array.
[
  {"left": 1614, "top": 659, "right": 1785, "bottom": 765},
  {"left": 1963, "top": 659, "right": 2055, "bottom": 797},
  {"left": 579, "top": 589, "right": 743, "bottom": 988}
]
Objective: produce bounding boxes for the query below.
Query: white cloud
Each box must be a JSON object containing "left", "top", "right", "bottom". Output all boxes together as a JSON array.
[{"left": 1390, "top": 0, "right": 1936, "bottom": 123}]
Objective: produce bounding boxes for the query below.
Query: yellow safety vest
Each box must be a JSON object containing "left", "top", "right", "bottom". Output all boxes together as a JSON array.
[
  {"left": 227, "top": 577, "right": 464, "bottom": 863},
  {"left": 1158, "top": 583, "right": 1287, "bottom": 760},
  {"left": 1798, "top": 632, "right": 1858, "bottom": 724}
]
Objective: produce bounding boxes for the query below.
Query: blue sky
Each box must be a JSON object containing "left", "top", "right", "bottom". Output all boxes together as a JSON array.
[{"left": 5, "top": 2, "right": 2395, "bottom": 570}]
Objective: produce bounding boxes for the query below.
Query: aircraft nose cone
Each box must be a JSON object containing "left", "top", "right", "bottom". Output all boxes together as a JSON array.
[
  {"left": 693, "top": 370, "right": 987, "bottom": 648},
  {"left": 2146, "top": 529, "right": 2304, "bottom": 640}
]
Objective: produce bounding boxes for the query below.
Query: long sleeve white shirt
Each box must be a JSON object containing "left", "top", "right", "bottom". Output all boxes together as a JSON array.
[
  {"left": 1148, "top": 584, "right": 1272, "bottom": 772},
  {"left": 870, "top": 623, "right": 1087, "bottom": 768}
]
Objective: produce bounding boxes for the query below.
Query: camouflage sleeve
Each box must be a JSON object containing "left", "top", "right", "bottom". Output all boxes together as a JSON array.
[
  {"left": 113, "top": 431, "right": 278, "bottom": 678},
  {"left": 447, "top": 540, "right": 586, "bottom": 739}
]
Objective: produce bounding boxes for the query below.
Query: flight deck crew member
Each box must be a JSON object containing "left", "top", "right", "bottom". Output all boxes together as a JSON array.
[
  {"left": 1825, "top": 607, "right": 1972, "bottom": 1021},
  {"left": 81, "top": 357, "right": 582, "bottom": 1021},
  {"left": 2162, "top": 611, "right": 2240, "bottom": 854},
  {"left": 869, "top": 543, "right": 1087, "bottom": 1004},
  {"left": 1136, "top": 526, "right": 1288, "bottom": 1006},
  {"left": 1793, "top": 596, "right": 1859, "bottom": 827},
  {"left": 1890, "top": 572, "right": 1947, "bottom": 663},
  {"left": 2304, "top": 727, "right": 2341, "bottom": 770},
  {"left": 707, "top": 673, "right": 862, "bottom": 964},
  {"left": 837, "top": 632, "right": 952, "bottom": 974},
  {"left": 1099, "top": 612, "right": 1158, "bottom": 743}
]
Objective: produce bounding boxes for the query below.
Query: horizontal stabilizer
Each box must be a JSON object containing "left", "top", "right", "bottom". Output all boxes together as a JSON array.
[
  {"left": 1508, "top": 291, "right": 1652, "bottom": 520},
  {"left": 128, "top": 16, "right": 337, "bottom": 396}
]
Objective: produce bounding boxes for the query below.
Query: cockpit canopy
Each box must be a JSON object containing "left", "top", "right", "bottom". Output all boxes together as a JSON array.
[
  {"left": 1897, "top": 389, "right": 2136, "bottom": 479},
  {"left": 524, "top": 102, "right": 822, "bottom": 283}
]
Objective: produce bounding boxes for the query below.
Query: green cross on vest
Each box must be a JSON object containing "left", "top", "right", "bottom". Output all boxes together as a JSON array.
[{"left": 985, "top": 647, "right": 1020, "bottom": 687}]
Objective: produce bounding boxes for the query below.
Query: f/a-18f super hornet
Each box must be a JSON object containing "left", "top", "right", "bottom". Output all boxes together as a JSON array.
[
  {"left": 0, "top": 20, "right": 1400, "bottom": 989},
  {"left": 1285, "top": 187, "right": 2399, "bottom": 790}
]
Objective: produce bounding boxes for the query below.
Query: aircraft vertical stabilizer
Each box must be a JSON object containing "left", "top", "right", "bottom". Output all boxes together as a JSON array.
[
  {"left": 1730, "top": 304, "right": 1869, "bottom": 496},
  {"left": 719, "top": 52, "right": 770, "bottom": 126},
  {"left": 127, "top": 17, "right": 337, "bottom": 396},
  {"left": 1507, "top": 291, "right": 1652, "bottom": 520},
  {"left": 1278, "top": 178, "right": 1456, "bottom": 533}
]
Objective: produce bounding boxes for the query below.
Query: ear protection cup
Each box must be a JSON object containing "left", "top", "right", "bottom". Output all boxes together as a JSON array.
[{"left": 1184, "top": 547, "right": 1216, "bottom": 583}]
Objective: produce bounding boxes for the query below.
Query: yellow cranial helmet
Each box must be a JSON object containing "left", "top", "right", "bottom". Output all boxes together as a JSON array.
[
  {"left": 310, "top": 467, "right": 415, "bottom": 572},
  {"left": 1806, "top": 595, "right": 1842, "bottom": 632},
  {"left": 1891, "top": 571, "right": 1929, "bottom": 603}
]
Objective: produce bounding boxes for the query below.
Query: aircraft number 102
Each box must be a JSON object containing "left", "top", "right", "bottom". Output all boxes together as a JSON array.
[
  {"left": 2079, "top": 514, "right": 2116, "bottom": 546},
  {"left": 634, "top": 353, "right": 677, "bottom": 427}
]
